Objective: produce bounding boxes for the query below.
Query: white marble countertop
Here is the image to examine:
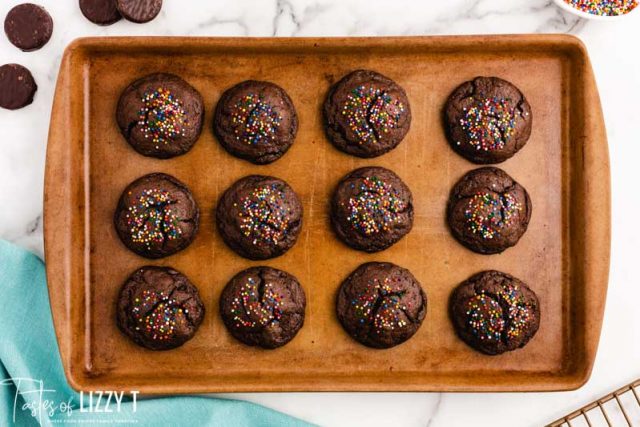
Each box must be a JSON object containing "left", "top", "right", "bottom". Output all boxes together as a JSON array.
[{"left": 1, "top": 1, "right": 638, "bottom": 426}]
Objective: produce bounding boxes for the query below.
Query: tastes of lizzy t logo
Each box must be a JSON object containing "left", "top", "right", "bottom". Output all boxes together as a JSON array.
[{"left": 1, "top": 377, "right": 139, "bottom": 424}]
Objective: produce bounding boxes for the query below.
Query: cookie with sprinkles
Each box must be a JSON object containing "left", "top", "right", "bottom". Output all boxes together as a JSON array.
[
  {"left": 323, "top": 70, "right": 412, "bottom": 158},
  {"left": 336, "top": 262, "right": 427, "bottom": 349},
  {"left": 116, "top": 266, "right": 205, "bottom": 351},
  {"left": 216, "top": 175, "right": 303, "bottom": 260},
  {"left": 331, "top": 167, "right": 413, "bottom": 252},
  {"left": 449, "top": 270, "right": 540, "bottom": 355},
  {"left": 213, "top": 80, "right": 298, "bottom": 164},
  {"left": 220, "top": 266, "right": 306, "bottom": 349},
  {"left": 114, "top": 173, "right": 199, "bottom": 258},
  {"left": 444, "top": 76, "right": 532, "bottom": 164},
  {"left": 447, "top": 167, "right": 532, "bottom": 254},
  {"left": 116, "top": 73, "right": 204, "bottom": 159}
]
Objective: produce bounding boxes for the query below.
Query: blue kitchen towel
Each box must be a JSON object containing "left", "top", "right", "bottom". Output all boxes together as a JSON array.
[{"left": 0, "top": 240, "right": 312, "bottom": 427}]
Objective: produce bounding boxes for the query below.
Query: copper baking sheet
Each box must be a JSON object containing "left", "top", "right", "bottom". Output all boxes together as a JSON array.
[{"left": 44, "top": 35, "right": 610, "bottom": 393}]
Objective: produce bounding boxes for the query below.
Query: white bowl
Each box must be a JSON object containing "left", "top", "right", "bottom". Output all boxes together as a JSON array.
[{"left": 553, "top": 0, "right": 639, "bottom": 21}]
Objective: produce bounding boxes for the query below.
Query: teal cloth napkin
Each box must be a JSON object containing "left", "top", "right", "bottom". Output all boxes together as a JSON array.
[{"left": 0, "top": 240, "right": 312, "bottom": 427}]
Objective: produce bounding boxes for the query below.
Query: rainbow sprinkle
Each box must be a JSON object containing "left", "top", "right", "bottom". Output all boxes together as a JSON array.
[
  {"left": 341, "top": 85, "right": 405, "bottom": 145},
  {"left": 465, "top": 294, "right": 504, "bottom": 342},
  {"left": 499, "top": 284, "right": 533, "bottom": 339},
  {"left": 345, "top": 176, "right": 405, "bottom": 235},
  {"left": 351, "top": 277, "right": 409, "bottom": 334},
  {"left": 125, "top": 189, "right": 182, "bottom": 248},
  {"left": 563, "top": 0, "right": 637, "bottom": 15},
  {"left": 464, "top": 285, "right": 532, "bottom": 342},
  {"left": 138, "top": 87, "right": 188, "bottom": 148},
  {"left": 131, "top": 289, "right": 188, "bottom": 341},
  {"left": 236, "top": 184, "right": 290, "bottom": 246},
  {"left": 230, "top": 277, "right": 283, "bottom": 329},
  {"left": 459, "top": 97, "right": 516, "bottom": 152},
  {"left": 464, "top": 192, "right": 522, "bottom": 239},
  {"left": 231, "top": 94, "right": 283, "bottom": 144}
]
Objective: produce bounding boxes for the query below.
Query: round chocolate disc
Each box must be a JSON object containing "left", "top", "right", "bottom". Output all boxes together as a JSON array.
[
  {"left": 0, "top": 64, "right": 37, "bottom": 110},
  {"left": 79, "top": 0, "right": 122, "bottom": 26},
  {"left": 116, "top": 0, "right": 162, "bottom": 23},
  {"left": 4, "top": 3, "right": 53, "bottom": 51}
]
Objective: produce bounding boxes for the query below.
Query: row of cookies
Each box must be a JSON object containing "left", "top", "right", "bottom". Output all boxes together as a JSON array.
[
  {"left": 114, "top": 170, "right": 398, "bottom": 260},
  {"left": 117, "top": 74, "right": 296, "bottom": 163},
  {"left": 113, "top": 164, "right": 531, "bottom": 262},
  {"left": 116, "top": 70, "right": 407, "bottom": 163},
  {"left": 117, "top": 262, "right": 539, "bottom": 355},
  {"left": 442, "top": 77, "right": 539, "bottom": 355},
  {"left": 113, "top": 167, "right": 409, "bottom": 260},
  {"left": 117, "top": 70, "right": 532, "bottom": 165}
]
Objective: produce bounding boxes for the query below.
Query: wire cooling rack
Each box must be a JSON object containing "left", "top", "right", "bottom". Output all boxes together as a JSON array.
[{"left": 547, "top": 379, "right": 640, "bottom": 426}]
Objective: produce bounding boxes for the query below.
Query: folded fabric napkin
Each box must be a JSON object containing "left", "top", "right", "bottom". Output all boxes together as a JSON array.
[{"left": 0, "top": 240, "right": 311, "bottom": 427}]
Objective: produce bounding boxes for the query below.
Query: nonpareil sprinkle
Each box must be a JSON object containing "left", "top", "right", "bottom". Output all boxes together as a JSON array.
[
  {"left": 459, "top": 97, "right": 516, "bottom": 152},
  {"left": 131, "top": 290, "right": 187, "bottom": 341},
  {"left": 230, "top": 277, "right": 283, "bottom": 329},
  {"left": 138, "top": 87, "right": 188, "bottom": 147},
  {"left": 238, "top": 184, "right": 290, "bottom": 246},
  {"left": 464, "top": 192, "right": 522, "bottom": 240},
  {"left": 125, "top": 188, "right": 182, "bottom": 248},
  {"left": 341, "top": 85, "right": 405, "bottom": 145},
  {"left": 345, "top": 176, "right": 405, "bottom": 236},
  {"left": 563, "top": 0, "right": 638, "bottom": 16},
  {"left": 351, "top": 277, "right": 409, "bottom": 334},
  {"left": 231, "top": 93, "right": 282, "bottom": 145}
]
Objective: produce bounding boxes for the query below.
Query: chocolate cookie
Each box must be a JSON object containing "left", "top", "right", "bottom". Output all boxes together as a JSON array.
[
  {"left": 116, "top": 0, "right": 162, "bottom": 23},
  {"left": 0, "top": 64, "right": 37, "bottom": 110},
  {"left": 116, "top": 73, "right": 204, "bottom": 159},
  {"left": 447, "top": 167, "right": 531, "bottom": 254},
  {"left": 79, "top": 0, "right": 121, "bottom": 26},
  {"left": 336, "top": 262, "right": 427, "bottom": 349},
  {"left": 4, "top": 3, "right": 53, "bottom": 52},
  {"left": 220, "top": 266, "right": 306, "bottom": 349},
  {"left": 114, "top": 173, "right": 199, "bottom": 259},
  {"left": 449, "top": 270, "right": 540, "bottom": 355},
  {"left": 213, "top": 80, "right": 298, "bottom": 165},
  {"left": 444, "top": 76, "right": 532, "bottom": 164},
  {"left": 331, "top": 167, "right": 413, "bottom": 252},
  {"left": 116, "top": 266, "right": 205, "bottom": 351},
  {"left": 216, "top": 175, "right": 303, "bottom": 260},
  {"left": 323, "top": 70, "right": 411, "bottom": 158}
]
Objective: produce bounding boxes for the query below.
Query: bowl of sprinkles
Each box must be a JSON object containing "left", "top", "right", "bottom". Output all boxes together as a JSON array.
[{"left": 554, "top": 0, "right": 639, "bottom": 19}]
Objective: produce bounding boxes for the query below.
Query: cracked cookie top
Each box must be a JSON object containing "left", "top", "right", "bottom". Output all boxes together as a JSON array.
[
  {"left": 331, "top": 167, "right": 413, "bottom": 253},
  {"left": 336, "top": 262, "right": 427, "bottom": 349},
  {"left": 323, "top": 70, "right": 412, "bottom": 158},
  {"left": 447, "top": 167, "right": 531, "bottom": 255},
  {"left": 449, "top": 270, "right": 540, "bottom": 355},
  {"left": 214, "top": 80, "right": 298, "bottom": 165},
  {"left": 116, "top": 73, "right": 204, "bottom": 159},
  {"left": 444, "top": 76, "right": 532, "bottom": 164},
  {"left": 216, "top": 175, "right": 303, "bottom": 260},
  {"left": 114, "top": 173, "right": 199, "bottom": 259},
  {"left": 219, "top": 266, "right": 306, "bottom": 349},
  {"left": 116, "top": 266, "right": 205, "bottom": 351}
]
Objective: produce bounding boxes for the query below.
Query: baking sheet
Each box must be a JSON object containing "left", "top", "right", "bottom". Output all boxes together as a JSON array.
[{"left": 44, "top": 36, "right": 610, "bottom": 392}]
